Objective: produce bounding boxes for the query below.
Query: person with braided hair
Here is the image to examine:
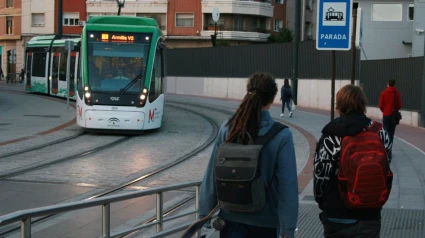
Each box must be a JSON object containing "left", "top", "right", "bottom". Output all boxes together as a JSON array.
[{"left": 199, "top": 72, "right": 299, "bottom": 238}]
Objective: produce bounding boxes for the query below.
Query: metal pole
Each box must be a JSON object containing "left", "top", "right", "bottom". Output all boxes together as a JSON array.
[
  {"left": 421, "top": 35, "right": 425, "bottom": 127},
  {"left": 195, "top": 185, "right": 200, "bottom": 238},
  {"left": 21, "top": 218, "right": 31, "bottom": 238},
  {"left": 292, "top": 0, "right": 301, "bottom": 105},
  {"left": 102, "top": 204, "right": 110, "bottom": 238},
  {"left": 58, "top": 0, "right": 62, "bottom": 37},
  {"left": 156, "top": 192, "right": 163, "bottom": 232},
  {"left": 66, "top": 45, "right": 71, "bottom": 109},
  {"left": 331, "top": 50, "right": 336, "bottom": 121},
  {"left": 351, "top": 8, "right": 357, "bottom": 85},
  {"left": 118, "top": 6, "right": 121, "bottom": 16}
]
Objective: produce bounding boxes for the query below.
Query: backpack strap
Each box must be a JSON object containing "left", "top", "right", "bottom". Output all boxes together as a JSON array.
[
  {"left": 254, "top": 122, "right": 288, "bottom": 145},
  {"left": 368, "top": 121, "right": 383, "bottom": 134},
  {"left": 254, "top": 122, "right": 288, "bottom": 189}
]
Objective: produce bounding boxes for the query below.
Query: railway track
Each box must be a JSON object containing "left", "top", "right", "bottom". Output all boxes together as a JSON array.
[
  {"left": 0, "top": 136, "right": 133, "bottom": 180},
  {"left": 0, "top": 104, "right": 219, "bottom": 237},
  {"left": 0, "top": 132, "right": 86, "bottom": 159}
]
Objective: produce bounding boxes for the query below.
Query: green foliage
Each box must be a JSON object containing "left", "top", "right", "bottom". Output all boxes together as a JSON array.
[
  {"left": 267, "top": 28, "right": 294, "bottom": 43},
  {"left": 216, "top": 39, "right": 231, "bottom": 46}
]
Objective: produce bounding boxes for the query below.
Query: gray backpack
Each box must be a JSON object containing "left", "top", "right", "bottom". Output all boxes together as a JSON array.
[{"left": 214, "top": 122, "right": 288, "bottom": 213}]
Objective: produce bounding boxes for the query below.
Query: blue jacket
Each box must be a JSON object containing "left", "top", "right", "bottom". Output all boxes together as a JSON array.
[
  {"left": 199, "top": 111, "right": 299, "bottom": 237},
  {"left": 281, "top": 87, "right": 293, "bottom": 101}
]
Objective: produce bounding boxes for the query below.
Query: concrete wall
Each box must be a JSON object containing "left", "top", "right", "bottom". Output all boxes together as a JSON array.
[
  {"left": 166, "top": 76, "right": 421, "bottom": 127},
  {"left": 22, "top": 0, "right": 55, "bottom": 35},
  {"left": 412, "top": 0, "right": 425, "bottom": 57},
  {"left": 357, "top": 0, "right": 414, "bottom": 60}
]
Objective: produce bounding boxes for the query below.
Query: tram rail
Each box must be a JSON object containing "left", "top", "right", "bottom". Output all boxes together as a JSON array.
[
  {"left": 0, "top": 132, "right": 86, "bottom": 159},
  {"left": 0, "top": 104, "right": 219, "bottom": 238}
]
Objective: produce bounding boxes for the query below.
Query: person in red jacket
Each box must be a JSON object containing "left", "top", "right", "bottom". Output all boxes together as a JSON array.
[{"left": 379, "top": 79, "right": 401, "bottom": 153}]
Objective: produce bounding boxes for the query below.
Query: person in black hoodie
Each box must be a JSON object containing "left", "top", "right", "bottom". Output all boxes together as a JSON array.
[
  {"left": 280, "top": 79, "right": 293, "bottom": 117},
  {"left": 313, "top": 84, "right": 392, "bottom": 238}
]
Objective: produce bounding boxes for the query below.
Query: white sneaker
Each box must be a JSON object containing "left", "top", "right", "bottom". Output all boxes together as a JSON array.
[
  {"left": 289, "top": 112, "right": 293, "bottom": 117},
  {"left": 280, "top": 113, "right": 284, "bottom": 117}
]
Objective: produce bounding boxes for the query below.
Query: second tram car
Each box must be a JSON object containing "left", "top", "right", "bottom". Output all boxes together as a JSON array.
[
  {"left": 76, "top": 16, "right": 166, "bottom": 131},
  {"left": 24, "top": 36, "right": 80, "bottom": 99}
]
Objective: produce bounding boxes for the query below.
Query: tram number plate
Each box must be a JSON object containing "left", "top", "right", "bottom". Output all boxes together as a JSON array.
[{"left": 112, "top": 107, "right": 118, "bottom": 110}]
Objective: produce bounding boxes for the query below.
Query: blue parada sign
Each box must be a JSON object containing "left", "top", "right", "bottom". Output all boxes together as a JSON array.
[{"left": 316, "top": 0, "right": 353, "bottom": 50}]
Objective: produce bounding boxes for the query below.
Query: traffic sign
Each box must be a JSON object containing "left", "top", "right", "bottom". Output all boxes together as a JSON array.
[
  {"left": 316, "top": 0, "right": 353, "bottom": 50},
  {"left": 212, "top": 7, "right": 220, "bottom": 23}
]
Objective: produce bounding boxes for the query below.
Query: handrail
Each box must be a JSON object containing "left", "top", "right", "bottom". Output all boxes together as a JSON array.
[{"left": 0, "top": 180, "right": 203, "bottom": 237}]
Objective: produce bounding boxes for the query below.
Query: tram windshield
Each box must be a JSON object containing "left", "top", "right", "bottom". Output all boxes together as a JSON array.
[{"left": 86, "top": 31, "right": 152, "bottom": 94}]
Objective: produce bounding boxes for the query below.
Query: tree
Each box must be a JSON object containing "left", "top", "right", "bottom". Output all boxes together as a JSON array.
[{"left": 267, "top": 28, "right": 294, "bottom": 43}]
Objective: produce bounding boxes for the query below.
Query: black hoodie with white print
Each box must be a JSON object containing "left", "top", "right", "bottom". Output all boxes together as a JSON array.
[{"left": 313, "top": 113, "right": 392, "bottom": 220}]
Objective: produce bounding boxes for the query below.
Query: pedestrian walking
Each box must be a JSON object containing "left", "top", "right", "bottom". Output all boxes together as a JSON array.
[
  {"left": 199, "top": 72, "right": 299, "bottom": 238},
  {"left": 379, "top": 79, "right": 401, "bottom": 159},
  {"left": 280, "top": 78, "right": 293, "bottom": 117},
  {"left": 314, "top": 84, "right": 393, "bottom": 238}
]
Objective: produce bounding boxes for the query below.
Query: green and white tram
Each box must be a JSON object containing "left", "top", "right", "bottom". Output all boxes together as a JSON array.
[
  {"left": 77, "top": 16, "right": 166, "bottom": 131},
  {"left": 24, "top": 35, "right": 80, "bottom": 99}
]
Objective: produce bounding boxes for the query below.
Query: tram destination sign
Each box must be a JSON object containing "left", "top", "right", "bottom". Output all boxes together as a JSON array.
[{"left": 316, "top": 0, "right": 353, "bottom": 50}]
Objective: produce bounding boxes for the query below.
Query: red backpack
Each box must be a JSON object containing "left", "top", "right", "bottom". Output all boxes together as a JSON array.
[{"left": 338, "top": 121, "right": 393, "bottom": 210}]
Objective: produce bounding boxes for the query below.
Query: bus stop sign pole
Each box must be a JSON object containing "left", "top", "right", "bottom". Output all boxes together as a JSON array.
[
  {"left": 316, "top": 0, "right": 353, "bottom": 121},
  {"left": 421, "top": 35, "right": 425, "bottom": 127},
  {"left": 65, "top": 40, "right": 74, "bottom": 109}
]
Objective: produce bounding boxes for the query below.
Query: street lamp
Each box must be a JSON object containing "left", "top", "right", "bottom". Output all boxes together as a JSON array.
[{"left": 116, "top": 0, "right": 125, "bottom": 16}]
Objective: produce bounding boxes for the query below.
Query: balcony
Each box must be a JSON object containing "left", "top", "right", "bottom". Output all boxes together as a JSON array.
[
  {"left": 202, "top": 24, "right": 270, "bottom": 41},
  {"left": 86, "top": 0, "right": 168, "bottom": 14},
  {"left": 202, "top": 0, "right": 274, "bottom": 18}
]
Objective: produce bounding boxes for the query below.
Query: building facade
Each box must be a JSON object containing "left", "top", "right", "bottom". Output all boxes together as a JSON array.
[
  {"left": 0, "top": 0, "right": 22, "bottom": 77},
  {"left": 286, "top": 0, "right": 317, "bottom": 41},
  {"left": 86, "top": 0, "right": 287, "bottom": 48},
  {"left": 357, "top": 0, "right": 425, "bottom": 59},
  {"left": 20, "top": 0, "right": 86, "bottom": 76}
]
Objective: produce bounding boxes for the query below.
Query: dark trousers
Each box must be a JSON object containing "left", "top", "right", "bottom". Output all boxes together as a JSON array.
[
  {"left": 220, "top": 220, "right": 278, "bottom": 238},
  {"left": 382, "top": 116, "right": 396, "bottom": 144},
  {"left": 282, "top": 99, "right": 292, "bottom": 113},
  {"left": 320, "top": 213, "right": 381, "bottom": 238}
]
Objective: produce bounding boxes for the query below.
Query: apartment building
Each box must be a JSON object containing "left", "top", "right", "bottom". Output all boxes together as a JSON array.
[
  {"left": 20, "top": 0, "right": 85, "bottom": 73},
  {"left": 357, "top": 0, "right": 425, "bottom": 59},
  {"left": 0, "top": 0, "right": 22, "bottom": 76},
  {"left": 86, "top": 0, "right": 287, "bottom": 48},
  {"left": 286, "top": 0, "right": 317, "bottom": 41}
]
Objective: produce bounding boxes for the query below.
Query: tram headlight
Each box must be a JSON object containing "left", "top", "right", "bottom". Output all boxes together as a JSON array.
[
  {"left": 84, "top": 85, "right": 92, "bottom": 106},
  {"left": 138, "top": 88, "right": 148, "bottom": 107}
]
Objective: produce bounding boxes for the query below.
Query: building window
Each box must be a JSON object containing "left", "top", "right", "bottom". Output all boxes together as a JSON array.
[
  {"left": 274, "top": 0, "right": 283, "bottom": 4},
  {"left": 63, "top": 12, "right": 80, "bottom": 26},
  {"left": 6, "top": 17, "right": 13, "bottom": 35},
  {"left": 372, "top": 3, "right": 402, "bottom": 21},
  {"left": 6, "top": 0, "right": 13, "bottom": 8},
  {"left": 274, "top": 19, "right": 283, "bottom": 32},
  {"left": 176, "top": 13, "right": 194, "bottom": 27},
  {"left": 306, "top": 0, "right": 314, "bottom": 10},
  {"left": 32, "top": 13, "right": 45, "bottom": 27},
  {"left": 408, "top": 3, "right": 414, "bottom": 21}
]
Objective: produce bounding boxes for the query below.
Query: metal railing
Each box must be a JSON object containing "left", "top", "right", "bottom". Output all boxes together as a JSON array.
[
  {"left": 0, "top": 180, "right": 203, "bottom": 238},
  {"left": 5, "top": 73, "right": 22, "bottom": 84}
]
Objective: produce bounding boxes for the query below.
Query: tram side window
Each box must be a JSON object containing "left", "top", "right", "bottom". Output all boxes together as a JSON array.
[
  {"left": 26, "top": 53, "right": 32, "bottom": 78},
  {"left": 149, "top": 49, "right": 163, "bottom": 103},
  {"left": 59, "top": 50, "right": 68, "bottom": 81},
  {"left": 77, "top": 54, "right": 83, "bottom": 100},
  {"left": 32, "top": 53, "right": 47, "bottom": 77},
  {"left": 52, "top": 53, "right": 60, "bottom": 82}
]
